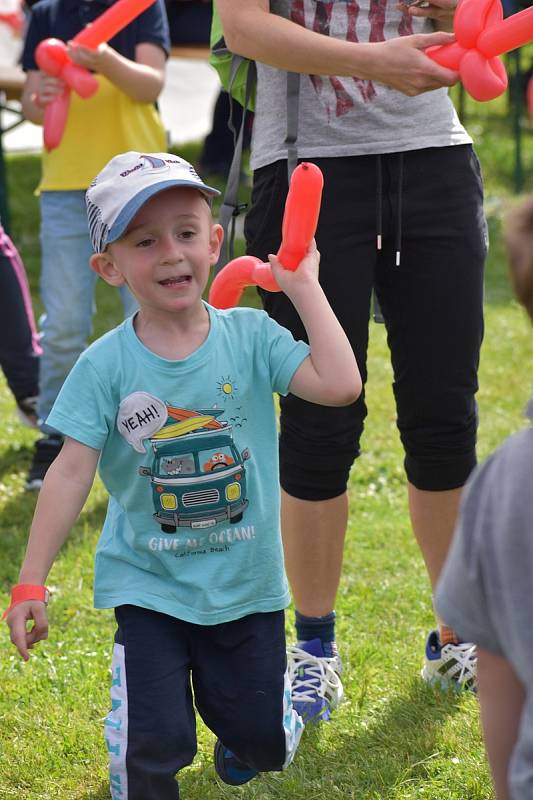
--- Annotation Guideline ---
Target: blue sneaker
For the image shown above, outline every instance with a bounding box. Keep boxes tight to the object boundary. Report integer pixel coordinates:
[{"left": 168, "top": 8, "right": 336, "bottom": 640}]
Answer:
[
  {"left": 421, "top": 630, "right": 477, "bottom": 692},
  {"left": 213, "top": 739, "right": 258, "bottom": 786},
  {"left": 287, "top": 638, "right": 343, "bottom": 724}
]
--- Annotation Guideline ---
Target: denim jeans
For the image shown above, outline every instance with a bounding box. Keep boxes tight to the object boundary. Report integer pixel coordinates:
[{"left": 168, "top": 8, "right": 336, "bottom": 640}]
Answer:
[{"left": 39, "top": 191, "right": 137, "bottom": 431}]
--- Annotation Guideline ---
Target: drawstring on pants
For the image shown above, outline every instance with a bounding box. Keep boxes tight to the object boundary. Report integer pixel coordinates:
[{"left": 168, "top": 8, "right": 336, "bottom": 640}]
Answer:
[
  {"left": 395, "top": 153, "right": 404, "bottom": 267},
  {"left": 375, "top": 152, "right": 404, "bottom": 267},
  {"left": 376, "top": 154, "right": 383, "bottom": 252}
]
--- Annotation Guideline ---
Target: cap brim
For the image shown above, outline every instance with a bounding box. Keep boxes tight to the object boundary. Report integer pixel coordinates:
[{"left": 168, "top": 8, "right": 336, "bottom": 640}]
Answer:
[{"left": 106, "top": 179, "right": 220, "bottom": 246}]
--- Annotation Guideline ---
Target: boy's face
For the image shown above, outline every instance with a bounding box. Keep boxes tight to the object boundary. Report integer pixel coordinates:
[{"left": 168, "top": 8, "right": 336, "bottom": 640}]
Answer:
[{"left": 93, "top": 187, "right": 223, "bottom": 317}]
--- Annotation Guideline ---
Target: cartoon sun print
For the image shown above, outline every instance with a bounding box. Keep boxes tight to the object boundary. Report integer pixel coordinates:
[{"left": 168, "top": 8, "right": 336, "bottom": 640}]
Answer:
[{"left": 217, "top": 376, "right": 238, "bottom": 401}]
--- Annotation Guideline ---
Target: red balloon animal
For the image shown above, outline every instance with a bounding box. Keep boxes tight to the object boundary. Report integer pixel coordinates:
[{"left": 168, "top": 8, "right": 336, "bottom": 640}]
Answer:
[
  {"left": 208, "top": 162, "right": 324, "bottom": 310},
  {"left": 35, "top": 0, "right": 157, "bottom": 151},
  {"left": 427, "top": 0, "right": 533, "bottom": 102}
]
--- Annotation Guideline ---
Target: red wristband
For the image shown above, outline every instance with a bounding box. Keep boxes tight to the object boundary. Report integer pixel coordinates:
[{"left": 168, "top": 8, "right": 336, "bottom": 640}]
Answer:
[{"left": 2, "top": 584, "right": 50, "bottom": 620}]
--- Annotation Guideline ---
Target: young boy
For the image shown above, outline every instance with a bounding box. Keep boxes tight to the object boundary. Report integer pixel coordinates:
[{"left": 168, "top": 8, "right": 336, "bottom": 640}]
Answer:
[
  {"left": 5, "top": 151, "right": 361, "bottom": 799},
  {"left": 20, "top": 0, "right": 169, "bottom": 489},
  {"left": 435, "top": 196, "right": 533, "bottom": 800}
]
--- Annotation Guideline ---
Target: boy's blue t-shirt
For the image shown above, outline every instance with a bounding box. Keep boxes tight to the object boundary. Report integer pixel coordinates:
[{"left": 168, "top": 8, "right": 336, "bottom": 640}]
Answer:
[
  {"left": 22, "top": 0, "right": 170, "bottom": 68},
  {"left": 47, "top": 305, "right": 310, "bottom": 625}
]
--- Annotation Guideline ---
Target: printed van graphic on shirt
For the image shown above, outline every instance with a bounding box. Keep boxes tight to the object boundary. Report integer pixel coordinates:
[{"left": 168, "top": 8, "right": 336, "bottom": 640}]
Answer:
[{"left": 117, "top": 392, "right": 250, "bottom": 533}]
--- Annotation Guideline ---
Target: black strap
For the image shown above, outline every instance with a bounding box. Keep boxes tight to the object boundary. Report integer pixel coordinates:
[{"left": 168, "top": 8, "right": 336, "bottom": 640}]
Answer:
[
  {"left": 215, "top": 57, "right": 256, "bottom": 273},
  {"left": 215, "top": 62, "right": 301, "bottom": 273},
  {"left": 285, "top": 71, "right": 300, "bottom": 180}
]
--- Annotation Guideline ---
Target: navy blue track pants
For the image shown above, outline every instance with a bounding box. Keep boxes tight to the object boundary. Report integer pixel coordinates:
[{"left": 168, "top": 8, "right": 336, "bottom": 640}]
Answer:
[{"left": 105, "top": 605, "right": 299, "bottom": 800}]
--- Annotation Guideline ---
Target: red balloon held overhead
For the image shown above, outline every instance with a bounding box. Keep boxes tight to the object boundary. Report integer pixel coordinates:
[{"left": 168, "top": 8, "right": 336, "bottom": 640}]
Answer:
[
  {"left": 34, "top": 0, "right": 158, "bottom": 151},
  {"left": 427, "top": 0, "right": 533, "bottom": 102},
  {"left": 208, "top": 163, "right": 324, "bottom": 309}
]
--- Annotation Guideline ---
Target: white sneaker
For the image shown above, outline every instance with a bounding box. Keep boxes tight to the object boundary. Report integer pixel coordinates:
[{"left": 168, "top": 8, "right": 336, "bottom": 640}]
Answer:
[
  {"left": 421, "top": 630, "right": 477, "bottom": 692},
  {"left": 287, "top": 638, "right": 344, "bottom": 723}
]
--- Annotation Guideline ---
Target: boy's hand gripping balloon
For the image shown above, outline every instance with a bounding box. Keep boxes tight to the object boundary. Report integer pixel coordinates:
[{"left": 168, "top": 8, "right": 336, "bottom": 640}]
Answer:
[
  {"left": 426, "top": 0, "right": 533, "bottom": 102},
  {"left": 208, "top": 162, "right": 324, "bottom": 310},
  {"left": 34, "top": 0, "right": 157, "bottom": 151}
]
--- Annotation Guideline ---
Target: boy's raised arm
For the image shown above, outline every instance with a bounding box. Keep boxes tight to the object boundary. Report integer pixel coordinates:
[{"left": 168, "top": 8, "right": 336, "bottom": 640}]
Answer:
[
  {"left": 6, "top": 437, "right": 99, "bottom": 660},
  {"left": 270, "top": 243, "right": 362, "bottom": 407}
]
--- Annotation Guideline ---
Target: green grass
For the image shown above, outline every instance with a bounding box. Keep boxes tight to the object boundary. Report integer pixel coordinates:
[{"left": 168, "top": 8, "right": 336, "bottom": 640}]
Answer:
[{"left": 0, "top": 100, "right": 532, "bottom": 797}]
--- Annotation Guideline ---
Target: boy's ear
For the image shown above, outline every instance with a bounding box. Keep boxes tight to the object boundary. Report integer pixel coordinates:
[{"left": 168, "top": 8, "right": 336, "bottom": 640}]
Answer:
[
  {"left": 209, "top": 223, "right": 224, "bottom": 266},
  {"left": 90, "top": 252, "right": 126, "bottom": 287}
]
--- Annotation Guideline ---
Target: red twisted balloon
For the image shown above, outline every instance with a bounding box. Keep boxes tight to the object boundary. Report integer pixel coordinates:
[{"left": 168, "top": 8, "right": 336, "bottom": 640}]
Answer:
[
  {"left": 34, "top": 0, "right": 157, "bottom": 151},
  {"left": 208, "top": 162, "right": 324, "bottom": 309},
  {"left": 427, "top": 0, "right": 533, "bottom": 102}
]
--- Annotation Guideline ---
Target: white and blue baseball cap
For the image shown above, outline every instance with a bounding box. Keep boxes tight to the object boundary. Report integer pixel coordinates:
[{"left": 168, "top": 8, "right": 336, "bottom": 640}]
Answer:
[{"left": 86, "top": 152, "right": 220, "bottom": 253}]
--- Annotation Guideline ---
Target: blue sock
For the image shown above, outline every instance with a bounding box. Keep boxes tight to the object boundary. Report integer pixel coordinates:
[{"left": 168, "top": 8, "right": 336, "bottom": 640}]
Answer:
[{"left": 295, "top": 610, "right": 337, "bottom": 657}]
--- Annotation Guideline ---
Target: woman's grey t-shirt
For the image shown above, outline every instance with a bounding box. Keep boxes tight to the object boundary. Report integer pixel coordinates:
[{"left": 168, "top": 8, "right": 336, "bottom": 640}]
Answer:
[
  {"left": 436, "top": 402, "right": 533, "bottom": 800},
  {"left": 251, "top": 0, "right": 471, "bottom": 169}
]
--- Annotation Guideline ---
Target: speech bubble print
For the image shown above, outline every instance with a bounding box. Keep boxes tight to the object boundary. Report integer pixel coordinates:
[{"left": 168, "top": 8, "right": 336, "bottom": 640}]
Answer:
[{"left": 117, "top": 392, "right": 168, "bottom": 453}]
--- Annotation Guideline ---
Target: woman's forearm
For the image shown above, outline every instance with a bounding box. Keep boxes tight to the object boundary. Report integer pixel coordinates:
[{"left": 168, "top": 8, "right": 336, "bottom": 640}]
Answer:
[{"left": 216, "top": 0, "right": 457, "bottom": 94}]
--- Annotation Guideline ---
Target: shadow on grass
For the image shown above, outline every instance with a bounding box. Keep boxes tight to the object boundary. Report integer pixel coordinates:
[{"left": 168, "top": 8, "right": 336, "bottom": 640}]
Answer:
[
  {"left": 80, "top": 679, "right": 466, "bottom": 799},
  {"left": 299, "top": 678, "right": 465, "bottom": 795}
]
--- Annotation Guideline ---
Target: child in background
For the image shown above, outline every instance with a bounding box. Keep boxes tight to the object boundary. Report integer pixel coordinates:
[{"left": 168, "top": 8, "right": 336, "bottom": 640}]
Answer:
[
  {"left": 0, "top": 221, "right": 40, "bottom": 427},
  {"left": 20, "top": 0, "right": 170, "bottom": 490},
  {"left": 5, "top": 151, "right": 361, "bottom": 798},
  {"left": 435, "top": 195, "right": 533, "bottom": 800}
]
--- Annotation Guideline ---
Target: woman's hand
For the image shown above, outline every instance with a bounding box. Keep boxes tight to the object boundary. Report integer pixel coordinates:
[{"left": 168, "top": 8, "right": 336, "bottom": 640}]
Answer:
[{"left": 398, "top": 0, "right": 458, "bottom": 29}]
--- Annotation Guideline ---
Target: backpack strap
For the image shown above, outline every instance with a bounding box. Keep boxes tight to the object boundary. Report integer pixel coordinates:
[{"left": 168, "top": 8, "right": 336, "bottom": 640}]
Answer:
[
  {"left": 215, "top": 56, "right": 256, "bottom": 273},
  {"left": 285, "top": 71, "right": 300, "bottom": 180}
]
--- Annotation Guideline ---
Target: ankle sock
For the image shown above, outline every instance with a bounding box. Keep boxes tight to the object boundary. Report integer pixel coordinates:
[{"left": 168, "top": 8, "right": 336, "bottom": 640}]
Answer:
[
  {"left": 438, "top": 623, "right": 460, "bottom": 647},
  {"left": 295, "top": 610, "right": 337, "bottom": 657}
]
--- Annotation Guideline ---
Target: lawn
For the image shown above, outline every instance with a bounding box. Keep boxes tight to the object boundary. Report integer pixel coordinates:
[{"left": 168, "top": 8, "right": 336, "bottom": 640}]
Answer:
[{"left": 0, "top": 90, "right": 532, "bottom": 799}]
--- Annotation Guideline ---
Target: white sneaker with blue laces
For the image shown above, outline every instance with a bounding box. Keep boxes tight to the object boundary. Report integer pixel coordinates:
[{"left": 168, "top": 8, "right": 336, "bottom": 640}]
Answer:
[{"left": 287, "top": 638, "right": 344, "bottom": 724}]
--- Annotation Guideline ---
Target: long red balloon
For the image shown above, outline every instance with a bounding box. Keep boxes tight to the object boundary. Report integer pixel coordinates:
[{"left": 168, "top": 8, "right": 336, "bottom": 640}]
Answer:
[
  {"left": 427, "top": 0, "right": 533, "bottom": 102},
  {"left": 277, "top": 162, "right": 324, "bottom": 270},
  {"left": 42, "top": 89, "right": 70, "bottom": 151},
  {"left": 73, "top": 0, "right": 157, "bottom": 49},
  {"left": 209, "top": 162, "right": 324, "bottom": 309}
]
